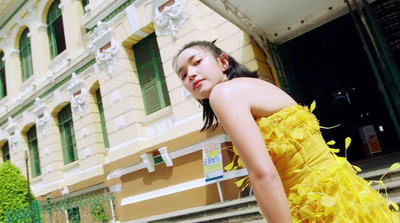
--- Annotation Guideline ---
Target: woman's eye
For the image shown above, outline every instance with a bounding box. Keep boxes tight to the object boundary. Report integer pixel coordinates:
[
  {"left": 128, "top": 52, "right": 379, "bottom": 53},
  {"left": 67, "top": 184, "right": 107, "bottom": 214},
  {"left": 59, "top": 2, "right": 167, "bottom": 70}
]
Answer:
[
  {"left": 194, "top": 59, "right": 202, "bottom": 66},
  {"left": 181, "top": 73, "right": 187, "bottom": 80}
]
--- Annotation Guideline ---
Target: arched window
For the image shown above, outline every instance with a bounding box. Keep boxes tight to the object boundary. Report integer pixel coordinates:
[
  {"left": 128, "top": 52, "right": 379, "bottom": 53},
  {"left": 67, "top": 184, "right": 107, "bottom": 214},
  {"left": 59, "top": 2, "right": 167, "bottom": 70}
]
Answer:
[
  {"left": 20, "top": 28, "right": 33, "bottom": 81},
  {"left": 2, "top": 142, "right": 9, "bottom": 162},
  {"left": 47, "top": 0, "right": 66, "bottom": 59},
  {"left": 0, "top": 51, "right": 6, "bottom": 98},
  {"left": 58, "top": 104, "right": 78, "bottom": 164},
  {"left": 28, "top": 125, "right": 41, "bottom": 177}
]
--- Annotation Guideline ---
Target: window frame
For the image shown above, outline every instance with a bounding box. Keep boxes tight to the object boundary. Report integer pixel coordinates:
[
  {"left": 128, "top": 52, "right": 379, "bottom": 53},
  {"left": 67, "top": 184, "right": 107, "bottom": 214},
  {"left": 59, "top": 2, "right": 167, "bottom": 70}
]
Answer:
[
  {"left": 20, "top": 28, "right": 33, "bottom": 81},
  {"left": 2, "top": 142, "right": 9, "bottom": 162},
  {"left": 96, "top": 89, "right": 109, "bottom": 148},
  {"left": 27, "top": 126, "right": 41, "bottom": 177},
  {"left": 133, "top": 33, "right": 170, "bottom": 115},
  {"left": 58, "top": 104, "right": 78, "bottom": 164},
  {"left": 47, "top": 0, "right": 66, "bottom": 59},
  {"left": 0, "top": 51, "right": 6, "bottom": 98}
]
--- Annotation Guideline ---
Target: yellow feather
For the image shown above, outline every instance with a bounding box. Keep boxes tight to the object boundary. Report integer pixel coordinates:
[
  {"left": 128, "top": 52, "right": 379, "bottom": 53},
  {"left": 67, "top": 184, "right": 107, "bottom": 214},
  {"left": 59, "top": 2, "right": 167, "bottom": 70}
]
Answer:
[
  {"left": 345, "top": 137, "right": 351, "bottom": 150},
  {"left": 389, "top": 162, "right": 400, "bottom": 172},
  {"left": 327, "top": 140, "right": 336, "bottom": 145},
  {"left": 390, "top": 200, "right": 399, "bottom": 211},
  {"left": 310, "top": 101, "right": 316, "bottom": 112}
]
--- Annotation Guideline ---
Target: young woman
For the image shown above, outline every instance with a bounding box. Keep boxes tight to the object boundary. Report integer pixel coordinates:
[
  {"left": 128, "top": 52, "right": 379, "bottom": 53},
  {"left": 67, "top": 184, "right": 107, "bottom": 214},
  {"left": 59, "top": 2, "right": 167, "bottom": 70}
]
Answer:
[{"left": 174, "top": 40, "right": 399, "bottom": 223}]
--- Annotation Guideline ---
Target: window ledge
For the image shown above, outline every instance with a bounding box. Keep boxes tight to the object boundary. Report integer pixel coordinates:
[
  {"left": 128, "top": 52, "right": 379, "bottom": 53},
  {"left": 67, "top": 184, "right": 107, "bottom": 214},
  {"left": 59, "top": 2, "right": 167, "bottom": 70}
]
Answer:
[
  {"left": 143, "top": 106, "right": 172, "bottom": 125},
  {"left": 31, "top": 175, "right": 43, "bottom": 183},
  {"left": 63, "top": 160, "right": 79, "bottom": 171},
  {"left": 19, "top": 75, "right": 35, "bottom": 91},
  {"left": 48, "top": 50, "right": 68, "bottom": 71}
]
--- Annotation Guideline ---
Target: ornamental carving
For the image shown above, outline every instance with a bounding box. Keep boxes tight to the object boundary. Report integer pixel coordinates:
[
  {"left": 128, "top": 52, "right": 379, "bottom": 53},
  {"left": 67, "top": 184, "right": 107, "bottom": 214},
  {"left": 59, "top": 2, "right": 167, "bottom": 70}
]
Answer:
[
  {"left": 36, "top": 112, "right": 50, "bottom": 135},
  {"left": 68, "top": 73, "right": 89, "bottom": 116},
  {"left": 9, "top": 132, "right": 20, "bottom": 154},
  {"left": 96, "top": 42, "right": 120, "bottom": 75},
  {"left": 33, "top": 98, "right": 49, "bottom": 135},
  {"left": 6, "top": 117, "right": 20, "bottom": 154},
  {"left": 154, "top": 2, "right": 189, "bottom": 37},
  {"left": 86, "top": 21, "right": 111, "bottom": 55},
  {"left": 71, "top": 89, "right": 89, "bottom": 116}
]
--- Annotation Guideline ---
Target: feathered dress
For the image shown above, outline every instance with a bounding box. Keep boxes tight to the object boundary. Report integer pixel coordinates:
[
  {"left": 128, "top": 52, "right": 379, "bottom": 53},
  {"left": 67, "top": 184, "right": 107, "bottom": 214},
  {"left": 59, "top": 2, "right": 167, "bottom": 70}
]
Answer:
[{"left": 227, "top": 104, "right": 400, "bottom": 222}]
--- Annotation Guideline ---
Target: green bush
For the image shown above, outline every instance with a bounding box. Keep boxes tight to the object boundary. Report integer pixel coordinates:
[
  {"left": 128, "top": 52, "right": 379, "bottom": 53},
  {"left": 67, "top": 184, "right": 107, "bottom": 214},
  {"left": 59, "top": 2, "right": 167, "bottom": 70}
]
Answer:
[
  {"left": 91, "top": 202, "right": 110, "bottom": 223},
  {"left": 0, "top": 161, "right": 34, "bottom": 223}
]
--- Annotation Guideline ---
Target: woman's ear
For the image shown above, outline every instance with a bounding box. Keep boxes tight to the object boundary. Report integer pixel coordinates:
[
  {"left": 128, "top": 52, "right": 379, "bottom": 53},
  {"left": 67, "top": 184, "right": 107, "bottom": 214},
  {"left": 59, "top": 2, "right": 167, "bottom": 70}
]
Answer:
[{"left": 218, "top": 53, "right": 229, "bottom": 72}]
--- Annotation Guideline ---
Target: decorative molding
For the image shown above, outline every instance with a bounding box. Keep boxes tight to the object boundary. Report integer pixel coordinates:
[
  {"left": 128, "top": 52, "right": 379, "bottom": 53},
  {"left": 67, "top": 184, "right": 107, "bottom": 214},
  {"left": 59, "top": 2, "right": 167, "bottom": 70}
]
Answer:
[
  {"left": 60, "top": 186, "right": 69, "bottom": 196},
  {"left": 84, "top": 4, "right": 93, "bottom": 13},
  {"left": 37, "top": 23, "right": 47, "bottom": 32},
  {"left": 220, "top": 0, "right": 270, "bottom": 63},
  {"left": 86, "top": 21, "right": 111, "bottom": 55},
  {"left": 86, "top": 21, "right": 120, "bottom": 75},
  {"left": 6, "top": 117, "right": 20, "bottom": 154},
  {"left": 158, "top": 147, "right": 173, "bottom": 167},
  {"left": 96, "top": 41, "right": 120, "bottom": 75},
  {"left": 153, "top": 1, "right": 189, "bottom": 37},
  {"left": 58, "top": 2, "right": 64, "bottom": 12},
  {"left": 48, "top": 51, "right": 68, "bottom": 76},
  {"left": 10, "top": 48, "right": 20, "bottom": 57},
  {"left": 140, "top": 153, "right": 155, "bottom": 172},
  {"left": 6, "top": 116, "right": 17, "bottom": 133},
  {"left": 16, "top": 19, "right": 23, "bottom": 27},
  {"left": 68, "top": 73, "right": 89, "bottom": 116},
  {"left": 0, "top": 31, "right": 9, "bottom": 43},
  {"left": 108, "top": 184, "right": 122, "bottom": 193},
  {"left": 36, "top": 112, "right": 50, "bottom": 135},
  {"left": 33, "top": 98, "right": 49, "bottom": 135}
]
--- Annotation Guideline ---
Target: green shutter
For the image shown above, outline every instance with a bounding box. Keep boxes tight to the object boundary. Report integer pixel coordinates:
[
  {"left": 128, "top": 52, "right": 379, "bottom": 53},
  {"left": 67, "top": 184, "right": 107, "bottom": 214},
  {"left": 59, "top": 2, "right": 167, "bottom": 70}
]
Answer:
[
  {"left": 58, "top": 104, "right": 78, "bottom": 164},
  {"left": 0, "top": 52, "right": 6, "bottom": 98},
  {"left": 28, "top": 126, "right": 41, "bottom": 177},
  {"left": 2, "top": 142, "right": 9, "bottom": 162},
  {"left": 133, "top": 33, "right": 170, "bottom": 115},
  {"left": 96, "top": 89, "right": 109, "bottom": 148},
  {"left": 81, "top": 0, "right": 89, "bottom": 12},
  {"left": 20, "top": 28, "right": 33, "bottom": 81},
  {"left": 47, "top": 0, "right": 66, "bottom": 59}
]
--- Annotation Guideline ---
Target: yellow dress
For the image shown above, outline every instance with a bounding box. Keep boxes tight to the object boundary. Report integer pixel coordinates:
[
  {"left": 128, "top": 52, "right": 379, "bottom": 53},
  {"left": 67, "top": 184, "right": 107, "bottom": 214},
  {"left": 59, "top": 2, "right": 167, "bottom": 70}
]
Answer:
[{"left": 230, "top": 104, "right": 400, "bottom": 222}]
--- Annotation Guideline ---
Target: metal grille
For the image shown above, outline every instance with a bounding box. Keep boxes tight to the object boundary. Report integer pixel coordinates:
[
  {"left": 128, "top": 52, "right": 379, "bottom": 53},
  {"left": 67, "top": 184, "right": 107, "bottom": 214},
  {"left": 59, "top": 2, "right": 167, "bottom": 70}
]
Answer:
[{"left": 6, "top": 192, "right": 115, "bottom": 223}]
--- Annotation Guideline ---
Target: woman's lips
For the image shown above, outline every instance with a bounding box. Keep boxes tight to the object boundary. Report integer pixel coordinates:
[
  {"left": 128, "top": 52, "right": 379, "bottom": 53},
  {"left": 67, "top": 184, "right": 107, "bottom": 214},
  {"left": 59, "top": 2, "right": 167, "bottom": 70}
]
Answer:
[{"left": 193, "top": 79, "right": 203, "bottom": 89}]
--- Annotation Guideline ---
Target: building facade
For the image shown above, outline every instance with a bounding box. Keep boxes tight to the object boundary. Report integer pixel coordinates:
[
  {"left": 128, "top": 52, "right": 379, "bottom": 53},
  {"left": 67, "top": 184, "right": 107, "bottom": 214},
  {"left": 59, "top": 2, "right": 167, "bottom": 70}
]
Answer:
[{"left": 0, "top": 0, "right": 274, "bottom": 221}]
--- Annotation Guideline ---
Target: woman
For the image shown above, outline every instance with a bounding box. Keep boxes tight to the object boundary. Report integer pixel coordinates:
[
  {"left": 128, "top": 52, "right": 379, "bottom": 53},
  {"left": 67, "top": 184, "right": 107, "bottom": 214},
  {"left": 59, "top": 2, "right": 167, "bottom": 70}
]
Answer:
[{"left": 174, "top": 40, "right": 399, "bottom": 222}]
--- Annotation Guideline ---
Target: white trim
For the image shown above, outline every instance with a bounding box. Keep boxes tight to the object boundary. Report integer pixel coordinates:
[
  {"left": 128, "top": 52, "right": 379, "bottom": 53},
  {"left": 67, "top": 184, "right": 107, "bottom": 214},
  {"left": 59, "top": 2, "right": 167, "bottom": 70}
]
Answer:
[
  {"left": 107, "top": 134, "right": 230, "bottom": 178},
  {"left": 121, "top": 168, "right": 248, "bottom": 206}
]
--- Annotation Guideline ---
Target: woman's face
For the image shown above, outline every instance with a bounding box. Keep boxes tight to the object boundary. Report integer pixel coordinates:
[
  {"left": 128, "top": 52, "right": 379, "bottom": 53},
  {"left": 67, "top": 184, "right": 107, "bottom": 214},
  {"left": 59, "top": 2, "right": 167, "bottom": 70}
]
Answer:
[{"left": 176, "top": 46, "right": 228, "bottom": 100}]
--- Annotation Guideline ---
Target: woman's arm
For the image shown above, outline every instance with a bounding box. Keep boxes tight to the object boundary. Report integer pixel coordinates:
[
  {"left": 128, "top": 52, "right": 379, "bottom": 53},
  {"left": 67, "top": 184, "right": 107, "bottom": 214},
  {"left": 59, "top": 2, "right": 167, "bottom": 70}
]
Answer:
[{"left": 209, "top": 82, "right": 292, "bottom": 223}]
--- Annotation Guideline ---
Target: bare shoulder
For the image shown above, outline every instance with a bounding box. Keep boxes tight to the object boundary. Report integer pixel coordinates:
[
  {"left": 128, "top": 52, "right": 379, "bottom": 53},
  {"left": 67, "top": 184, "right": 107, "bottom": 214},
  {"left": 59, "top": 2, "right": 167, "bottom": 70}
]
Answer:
[{"left": 210, "top": 78, "right": 297, "bottom": 117}]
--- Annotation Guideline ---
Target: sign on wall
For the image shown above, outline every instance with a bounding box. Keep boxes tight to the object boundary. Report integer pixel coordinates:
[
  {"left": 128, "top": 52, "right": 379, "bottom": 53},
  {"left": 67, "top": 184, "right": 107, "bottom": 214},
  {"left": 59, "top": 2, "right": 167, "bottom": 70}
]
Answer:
[{"left": 202, "top": 139, "right": 223, "bottom": 182}]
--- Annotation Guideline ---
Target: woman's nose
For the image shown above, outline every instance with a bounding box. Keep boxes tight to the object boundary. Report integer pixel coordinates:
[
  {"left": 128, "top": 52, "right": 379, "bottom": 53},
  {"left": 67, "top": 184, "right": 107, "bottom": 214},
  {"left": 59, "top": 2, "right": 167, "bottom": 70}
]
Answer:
[{"left": 188, "top": 69, "right": 197, "bottom": 80}]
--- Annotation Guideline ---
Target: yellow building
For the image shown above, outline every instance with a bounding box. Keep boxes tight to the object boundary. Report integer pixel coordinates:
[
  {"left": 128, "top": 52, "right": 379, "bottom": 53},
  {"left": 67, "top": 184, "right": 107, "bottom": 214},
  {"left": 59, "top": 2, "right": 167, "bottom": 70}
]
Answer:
[
  {"left": 0, "top": 0, "right": 273, "bottom": 221},
  {"left": 4, "top": 0, "right": 399, "bottom": 222}
]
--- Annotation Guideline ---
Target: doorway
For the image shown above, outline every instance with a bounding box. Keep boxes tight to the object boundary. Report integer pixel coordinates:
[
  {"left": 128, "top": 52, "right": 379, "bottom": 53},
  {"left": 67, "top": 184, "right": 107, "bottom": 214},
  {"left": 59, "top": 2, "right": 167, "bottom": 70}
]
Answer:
[{"left": 282, "top": 12, "right": 400, "bottom": 162}]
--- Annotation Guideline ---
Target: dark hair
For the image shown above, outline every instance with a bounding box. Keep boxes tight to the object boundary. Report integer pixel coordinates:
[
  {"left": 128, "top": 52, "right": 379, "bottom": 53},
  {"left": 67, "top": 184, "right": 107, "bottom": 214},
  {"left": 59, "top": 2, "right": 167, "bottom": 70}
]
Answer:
[{"left": 174, "top": 40, "right": 259, "bottom": 132}]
